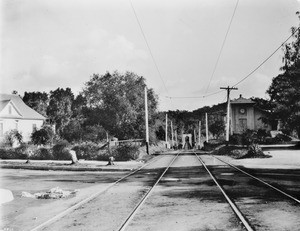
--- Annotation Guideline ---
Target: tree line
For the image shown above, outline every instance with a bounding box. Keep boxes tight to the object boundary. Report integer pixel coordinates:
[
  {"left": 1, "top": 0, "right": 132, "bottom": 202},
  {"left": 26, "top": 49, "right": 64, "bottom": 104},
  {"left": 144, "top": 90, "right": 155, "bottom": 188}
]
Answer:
[{"left": 24, "top": 71, "right": 158, "bottom": 144}]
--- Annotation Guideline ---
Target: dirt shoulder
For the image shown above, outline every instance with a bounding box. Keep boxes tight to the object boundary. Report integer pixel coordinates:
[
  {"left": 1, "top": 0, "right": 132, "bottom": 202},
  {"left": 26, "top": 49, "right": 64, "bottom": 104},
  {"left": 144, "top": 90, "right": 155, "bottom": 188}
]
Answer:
[
  {"left": 0, "top": 159, "right": 145, "bottom": 172},
  {"left": 216, "top": 149, "right": 300, "bottom": 169}
]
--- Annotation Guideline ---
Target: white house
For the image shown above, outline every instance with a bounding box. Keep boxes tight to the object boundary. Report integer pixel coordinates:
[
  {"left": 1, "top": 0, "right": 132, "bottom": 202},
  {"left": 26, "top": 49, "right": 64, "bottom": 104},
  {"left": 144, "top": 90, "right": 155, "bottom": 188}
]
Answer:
[{"left": 0, "top": 93, "right": 46, "bottom": 142}]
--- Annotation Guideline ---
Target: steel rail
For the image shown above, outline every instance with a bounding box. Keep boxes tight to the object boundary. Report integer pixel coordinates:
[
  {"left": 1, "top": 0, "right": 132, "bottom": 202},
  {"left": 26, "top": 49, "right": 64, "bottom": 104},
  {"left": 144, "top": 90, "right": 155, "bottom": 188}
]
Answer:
[
  {"left": 117, "top": 152, "right": 180, "bottom": 231},
  {"left": 30, "top": 155, "right": 165, "bottom": 231},
  {"left": 213, "top": 155, "right": 300, "bottom": 204},
  {"left": 194, "top": 152, "right": 254, "bottom": 231}
]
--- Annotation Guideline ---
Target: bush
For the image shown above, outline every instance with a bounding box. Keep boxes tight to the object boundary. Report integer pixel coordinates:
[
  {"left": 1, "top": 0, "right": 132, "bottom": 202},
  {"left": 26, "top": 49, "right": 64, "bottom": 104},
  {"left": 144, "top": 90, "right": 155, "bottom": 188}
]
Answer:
[
  {"left": 31, "top": 125, "right": 54, "bottom": 145},
  {"left": 3, "top": 130, "right": 23, "bottom": 147},
  {"left": 111, "top": 145, "right": 139, "bottom": 161},
  {"left": 230, "top": 130, "right": 257, "bottom": 145},
  {"left": 52, "top": 140, "right": 70, "bottom": 160},
  {"left": 72, "top": 142, "right": 103, "bottom": 160},
  {"left": 31, "top": 148, "right": 53, "bottom": 160},
  {"left": 212, "top": 145, "right": 248, "bottom": 158},
  {"left": 0, "top": 145, "right": 28, "bottom": 159},
  {"left": 202, "top": 141, "right": 223, "bottom": 151}
]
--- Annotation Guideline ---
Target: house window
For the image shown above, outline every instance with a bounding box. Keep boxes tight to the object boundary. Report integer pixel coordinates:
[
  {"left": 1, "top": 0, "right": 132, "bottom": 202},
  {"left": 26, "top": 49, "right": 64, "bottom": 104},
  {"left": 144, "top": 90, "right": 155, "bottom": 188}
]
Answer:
[
  {"left": 15, "top": 120, "right": 18, "bottom": 130},
  {"left": 32, "top": 124, "right": 37, "bottom": 132},
  {"left": 0, "top": 123, "right": 3, "bottom": 137}
]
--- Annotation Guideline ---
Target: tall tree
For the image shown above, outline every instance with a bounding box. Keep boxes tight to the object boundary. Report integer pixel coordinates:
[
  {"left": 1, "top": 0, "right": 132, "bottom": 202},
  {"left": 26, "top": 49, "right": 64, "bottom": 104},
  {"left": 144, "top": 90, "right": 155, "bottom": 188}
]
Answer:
[
  {"left": 267, "top": 12, "right": 300, "bottom": 136},
  {"left": 83, "top": 71, "right": 158, "bottom": 140},
  {"left": 47, "top": 88, "right": 74, "bottom": 135},
  {"left": 23, "top": 91, "right": 49, "bottom": 116}
]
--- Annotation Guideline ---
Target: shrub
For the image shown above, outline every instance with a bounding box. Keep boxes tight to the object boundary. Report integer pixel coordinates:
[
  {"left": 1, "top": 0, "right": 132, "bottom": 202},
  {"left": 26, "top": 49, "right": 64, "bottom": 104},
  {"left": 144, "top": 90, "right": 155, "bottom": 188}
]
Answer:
[
  {"left": 0, "top": 148, "right": 17, "bottom": 159},
  {"left": 111, "top": 145, "right": 139, "bottom": 161},
  {"left": 31, "top": 148, "right": 53, "bottom": 160},
  {"left": 72, "top": 142, "right": 102, "bottom": 160},
  {"left": 3, "top": 130, "right": 23, "bottom": 147},
  {"left": 14, "top": 144, "right": 30, "bottom": 159},
  {"left": 230, "top": 130, "right": 257, "bottom": 145},
  {"left": 202, "top": 141, "right": 222, "bottom": 151},
  {"left": 31, "top": 125, "right": 55, "bottom": 145},
  {"left": 52, "top": 140, "right": 70, "bottom": 160},
  {"left": 0, "top": 146, "right": 28, "bottom": 159}
]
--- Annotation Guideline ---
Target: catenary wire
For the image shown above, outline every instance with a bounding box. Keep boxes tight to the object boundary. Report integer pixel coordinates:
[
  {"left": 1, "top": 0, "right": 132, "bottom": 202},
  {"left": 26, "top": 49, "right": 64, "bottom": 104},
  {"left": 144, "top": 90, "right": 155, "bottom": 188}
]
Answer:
[
  {"left": 166, "top": 26, "right": 300, "bottom": 100},
  {"left": 232, "top": 26, "right": 300, "bottom": 87},
  {"left": 129, "top": 0, "right": 170, "bottom": 96},
  {"left": 205, "top": 0, "right": 240, "bottom": 93}
]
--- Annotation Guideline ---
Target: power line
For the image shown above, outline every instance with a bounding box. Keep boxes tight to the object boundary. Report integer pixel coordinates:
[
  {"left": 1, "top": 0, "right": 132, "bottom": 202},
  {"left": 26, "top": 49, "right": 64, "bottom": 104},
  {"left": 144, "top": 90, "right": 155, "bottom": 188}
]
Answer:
[
  {"left": 205, "top": 0, "right": 240, "bottom": 93},
  {"left": 166, "top": 89, "right": 225, "bottom": 99},
  {"left": 129, "top": 0, "right": 169, "bottom": 96},
  {"left": 233, "top": 26, "right": 300, "bottom": 87}
]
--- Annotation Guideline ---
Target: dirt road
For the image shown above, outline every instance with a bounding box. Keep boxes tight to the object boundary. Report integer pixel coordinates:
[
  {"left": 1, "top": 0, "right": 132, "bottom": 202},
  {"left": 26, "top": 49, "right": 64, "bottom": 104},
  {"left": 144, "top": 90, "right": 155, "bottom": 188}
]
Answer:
[{"left": 1, "top": 152, "right": 300, "bottom": 231}]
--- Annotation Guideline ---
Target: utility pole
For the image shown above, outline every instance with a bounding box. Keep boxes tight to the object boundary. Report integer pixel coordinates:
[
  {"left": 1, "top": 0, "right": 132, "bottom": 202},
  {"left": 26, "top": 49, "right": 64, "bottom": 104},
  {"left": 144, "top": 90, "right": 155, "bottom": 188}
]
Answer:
[
  {"left": 171, "top": 120, "right": 174, "bottom": 149},
  {"left": 220, "top": 86, "right": 238, "bottom": 142},
  {"left": 165, "top": 113, "right": 168, "bottom": 148},
  {"left": 144, "top": 87, "right": 149, "bottom": 154},
  {"left": 194, "top": 129, "right": 196, "bottom": 149},
  {"left": 175, "top": 129, "right": 178, "bottom": 149},
  {"left": 198, "top": 121, "right": 201, "bottom": 149},
  {"left": 205, "top": 113, "right": 209, "bottom": 143}
]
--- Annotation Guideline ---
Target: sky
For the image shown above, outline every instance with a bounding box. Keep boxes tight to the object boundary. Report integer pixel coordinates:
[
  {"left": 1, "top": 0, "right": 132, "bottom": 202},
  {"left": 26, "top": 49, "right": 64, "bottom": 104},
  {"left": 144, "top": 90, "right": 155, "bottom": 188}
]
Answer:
[{"left": 1, "top": 0, "right": 299, "bottom": 111}]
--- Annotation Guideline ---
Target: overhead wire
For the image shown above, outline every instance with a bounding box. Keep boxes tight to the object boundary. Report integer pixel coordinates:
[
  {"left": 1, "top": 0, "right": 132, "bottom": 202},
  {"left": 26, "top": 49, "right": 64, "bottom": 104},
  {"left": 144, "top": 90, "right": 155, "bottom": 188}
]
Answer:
[
  {"left": 166, "top": 89, "right": 224, "bottom": 99},
  {"left": 205, "top": 0, "right": 240, "bottom": 93},
  {"left": 167, "top": 26, "right": 300, "bottom": 100},
  {"left": 232, "top": 26, "right": 300, "bottom": 87},
  {"left": 129, "top": 0, "right": 170, "bottom": 97}
]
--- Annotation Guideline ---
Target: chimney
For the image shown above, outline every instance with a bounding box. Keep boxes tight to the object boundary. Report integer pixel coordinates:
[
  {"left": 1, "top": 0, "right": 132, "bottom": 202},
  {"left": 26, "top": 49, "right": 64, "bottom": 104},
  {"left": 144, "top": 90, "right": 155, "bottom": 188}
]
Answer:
[{"left": 239, "top": 94, "right": 242, "bottom": 98}]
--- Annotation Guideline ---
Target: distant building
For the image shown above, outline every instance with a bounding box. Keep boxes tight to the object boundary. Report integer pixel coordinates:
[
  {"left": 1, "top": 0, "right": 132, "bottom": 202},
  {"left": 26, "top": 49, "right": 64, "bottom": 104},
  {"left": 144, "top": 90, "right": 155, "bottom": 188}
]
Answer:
[
  {"left": 0, "top": 93, "right": 46, "bottom": 142},
  {"left": 230, "top": 95, "right": 271, "bottom": 134}
]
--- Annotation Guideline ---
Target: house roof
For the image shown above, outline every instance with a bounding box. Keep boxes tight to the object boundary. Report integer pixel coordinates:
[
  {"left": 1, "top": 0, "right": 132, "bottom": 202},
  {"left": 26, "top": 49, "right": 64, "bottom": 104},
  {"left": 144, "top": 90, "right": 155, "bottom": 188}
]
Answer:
[
  {"left": 0, "top": 100, "right": 10, "bottom": 112},
  {"left": 231, "top": 94, "right": 255, "bottom": 105},
  {"left": 0, "top": 93, "right": 46, "bottom": 120}
]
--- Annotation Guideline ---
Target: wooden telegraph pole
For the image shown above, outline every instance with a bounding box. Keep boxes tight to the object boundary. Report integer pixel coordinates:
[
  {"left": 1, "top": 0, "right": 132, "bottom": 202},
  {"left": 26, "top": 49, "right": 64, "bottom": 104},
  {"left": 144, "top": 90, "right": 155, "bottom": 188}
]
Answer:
[
  {"left": 175, "top": 129, "right": 178, "bottom": 149},
  {"left": 205, "top": 113, "right": 209, "bottom": 143},
  {"left": 171, "top": 120, "right": 174, "bottom": 149},
  {"left": 220, "top": 86, "right": 238, "bottom": 142},
  {"left": 144, "top": 87, "right": 149, "bottom": 154},
  {"left": 198, "top": 120, "right": 201, "bottom": 149},
  {"left": 165, "top": 113, "right": 168, "bottom": 148}
]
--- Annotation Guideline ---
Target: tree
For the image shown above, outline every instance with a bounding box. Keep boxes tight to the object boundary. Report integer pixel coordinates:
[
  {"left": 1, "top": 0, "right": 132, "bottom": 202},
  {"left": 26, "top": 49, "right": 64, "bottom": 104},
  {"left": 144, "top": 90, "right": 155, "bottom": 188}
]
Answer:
[
  {"left": 47, "top": 88, "right": 74, "bottom": 135},
  {"left": 82, "top": 71, "right": 158, "bottom": 140},
  {"left": 23, "top": 91, "right": 49, "bottom": 117},
  {"left": 31, "top": 125, "right": 55, "bottom": 145},
  {"left": 210, "top": 120, "right": 225, "bottom": 138},
  {"left": 267, "top": 12, "right": 300, "bottom": 137}
]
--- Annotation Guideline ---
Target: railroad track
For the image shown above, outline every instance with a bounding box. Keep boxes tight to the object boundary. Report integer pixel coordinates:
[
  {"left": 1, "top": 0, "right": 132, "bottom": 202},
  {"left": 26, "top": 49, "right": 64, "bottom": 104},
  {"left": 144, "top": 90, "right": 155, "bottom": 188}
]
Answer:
[
  {"left": 31, "top": 151, "right": 300, "bottom": 231},
  {"left": 196, "top": 153, "right": 300, "bottom": 231}
]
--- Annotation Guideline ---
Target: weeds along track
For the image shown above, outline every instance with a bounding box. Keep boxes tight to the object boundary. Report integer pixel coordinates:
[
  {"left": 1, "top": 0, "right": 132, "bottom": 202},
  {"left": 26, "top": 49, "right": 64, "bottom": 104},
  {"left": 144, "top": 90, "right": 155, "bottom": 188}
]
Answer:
[{"left": 30, "top": 153, "right": 180, "bottom": 231}]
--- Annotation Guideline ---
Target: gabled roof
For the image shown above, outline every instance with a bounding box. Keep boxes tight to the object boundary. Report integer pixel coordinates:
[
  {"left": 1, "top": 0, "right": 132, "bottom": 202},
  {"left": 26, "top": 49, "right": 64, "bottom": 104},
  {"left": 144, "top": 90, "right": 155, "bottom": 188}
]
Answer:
[
  {"left": 0, "top": 100, "right": 10, "bottom": 112},
  {"left": 0, "top": 93, "right": 46, "bottom": 120},
  {"left": 231, "top": 94, "right": 255, "bottom": 105}
]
